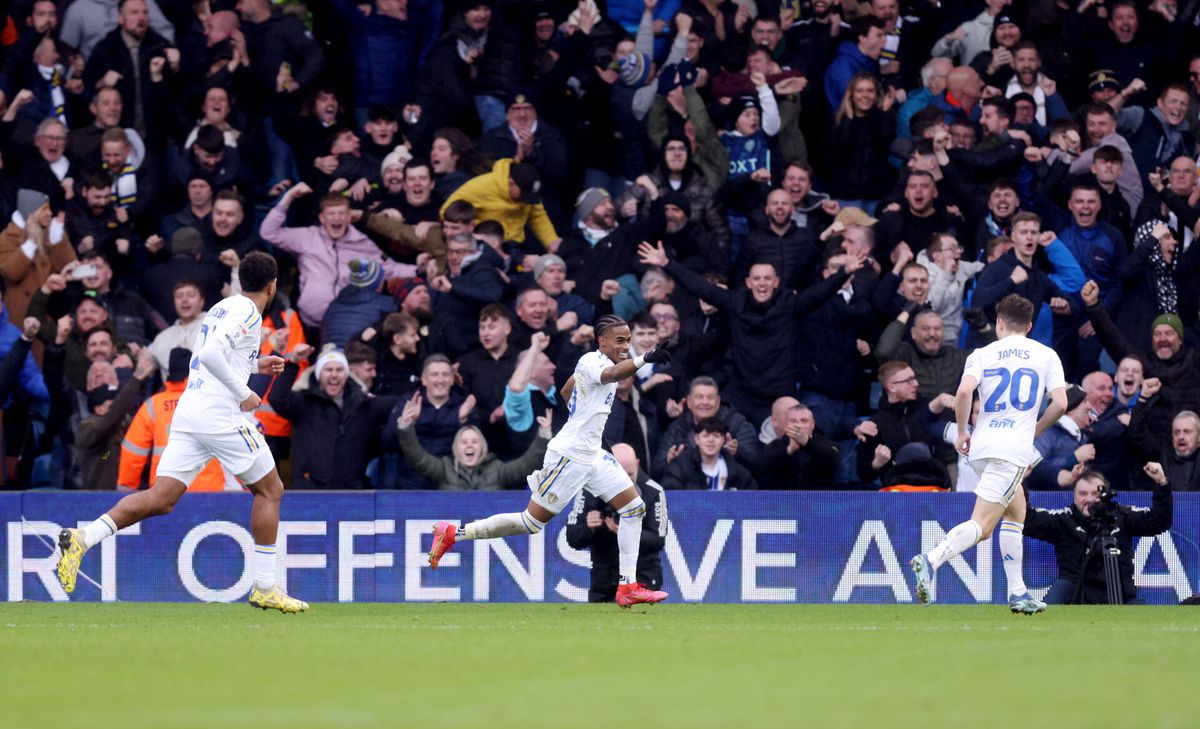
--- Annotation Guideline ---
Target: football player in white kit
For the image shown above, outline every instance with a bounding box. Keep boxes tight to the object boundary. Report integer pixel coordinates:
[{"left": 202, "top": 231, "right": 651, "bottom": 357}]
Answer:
[
  {"left": 428, "top": 315, "right": 673, "bottom": 607},
  {"left": 56, "top": 253, "right": 309, "bottom": 613},
  {"left": 911, "top": 294, "right": 1068, "bottom": 614}
]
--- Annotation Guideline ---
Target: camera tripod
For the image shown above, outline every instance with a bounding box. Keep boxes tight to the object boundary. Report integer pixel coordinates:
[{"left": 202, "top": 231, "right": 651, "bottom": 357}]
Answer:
[{"left": 1073, "top": 532, "right": 1125, "bottom": 605}]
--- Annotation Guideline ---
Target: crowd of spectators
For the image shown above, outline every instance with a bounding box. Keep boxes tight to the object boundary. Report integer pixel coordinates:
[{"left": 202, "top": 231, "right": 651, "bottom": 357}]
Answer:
[{"left": 2, "top": 0, "right": 1200, "bottom": 495}]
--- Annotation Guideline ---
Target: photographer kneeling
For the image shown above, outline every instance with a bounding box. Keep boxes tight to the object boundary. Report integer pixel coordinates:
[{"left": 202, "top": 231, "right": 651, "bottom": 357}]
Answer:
[{"left": 1025, "top": 464, "right": 1173, "bottom": 605}]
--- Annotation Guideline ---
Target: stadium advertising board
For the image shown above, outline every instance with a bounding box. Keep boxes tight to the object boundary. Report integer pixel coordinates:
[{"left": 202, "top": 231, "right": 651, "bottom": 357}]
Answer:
[{"left": 4, "top": 492, "right": 1195, "bottom": 604}]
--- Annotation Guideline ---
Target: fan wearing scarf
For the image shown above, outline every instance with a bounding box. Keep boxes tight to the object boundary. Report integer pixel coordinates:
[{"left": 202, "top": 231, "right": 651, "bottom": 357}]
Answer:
[{"left": 99, "top": 127, "right": 159, "bottom": 232}]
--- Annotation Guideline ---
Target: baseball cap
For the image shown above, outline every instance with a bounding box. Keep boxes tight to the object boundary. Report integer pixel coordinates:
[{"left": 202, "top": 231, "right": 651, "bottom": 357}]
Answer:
[{"left": 509, "top": 163, "right": 542, "bottom": 204}]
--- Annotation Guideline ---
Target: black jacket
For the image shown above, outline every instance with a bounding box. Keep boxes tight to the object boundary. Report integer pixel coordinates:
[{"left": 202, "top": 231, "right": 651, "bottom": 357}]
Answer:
[
  {"left": 661, "top": 448, "right": 757, "bottom": 490},
  {"left": 1087, "top": 300, "right": 1200, "bottom": 442},
  {"left": 428, "top": 246, "right": 506, "bottom": 358},
  {"left": 760, "top": 434, "right": 841, "bottom": 489},
  {"left": 82, "top": 28, "right": 174, "bottom": 148},
  {"left": 663, "top": 259, "right": 847, "bottom": 401},
  {"left": 267, "top": 362, "right": 397, "bottom": 489},
  {"left": 796, "top": 285, "right": 871, "bottom": 403},
  {"left": 972, "top": 249, "right": 1068, "bottom": 324},
  {"left": 827, "top": 109, "right": 896, "bottom": 201},
  {"left": 565, "top": 474, "right": 666, "bottom": 602},
  {"left": 1128, "top": 398, "right": 1200, "bottom": 492},
  {"left": 652, "top": 402, "right": 760, "bottom": 479},
  {"left": 857, "top": 397, "right": 952, "bottom": 486},
  {"left": 240, "top": 8, "right": 326, "bottom": 113},
  {"left": 736, "top": 220, "right": 821, "bottom": 291},
  {"left": 1024, "top": 484, "right": 1173, "bottom": 604}
]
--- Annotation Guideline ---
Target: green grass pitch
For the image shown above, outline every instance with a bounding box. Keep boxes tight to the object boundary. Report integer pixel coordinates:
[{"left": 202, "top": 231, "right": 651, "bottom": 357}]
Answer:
[{"left": 2, "top": 603, "right": 1196, "bottom": 729}]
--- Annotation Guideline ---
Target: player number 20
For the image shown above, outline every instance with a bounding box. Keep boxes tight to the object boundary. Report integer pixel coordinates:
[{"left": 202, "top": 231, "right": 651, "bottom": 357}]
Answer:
[{"left": 982, "top": 367, "right": 1039, "bottom": 413}]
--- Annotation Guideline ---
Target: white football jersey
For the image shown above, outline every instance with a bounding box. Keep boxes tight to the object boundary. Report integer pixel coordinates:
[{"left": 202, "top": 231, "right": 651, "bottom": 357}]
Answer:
[
  {"left": 172, "top": 294, "right": 262, "bottom": 435},
  {"left": 548, "top": 351, "right": 617, "bottom": 464},
  {"left": 962, "top": 335, "right": 1066, "bottom": 466}
]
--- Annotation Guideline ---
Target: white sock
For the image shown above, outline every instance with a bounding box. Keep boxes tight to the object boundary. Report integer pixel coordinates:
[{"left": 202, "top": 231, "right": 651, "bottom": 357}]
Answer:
[
  {"left": 998, "top": 520, "right": 1027, "bottom": 596},
  {"left": 927, "top": 519, "right": 983, "bottom": 570},
  {"left": 616, "top": 498, "right": 647, "bottom": 584},
  {"left": 460, "top": 511, "right": 546, "bottom": 541},
  {"left": 80, "top": 514, "right": 118, "bottom": 549},
  {"left": 254, "top": 544, "right": 277, "bottom": 590}
]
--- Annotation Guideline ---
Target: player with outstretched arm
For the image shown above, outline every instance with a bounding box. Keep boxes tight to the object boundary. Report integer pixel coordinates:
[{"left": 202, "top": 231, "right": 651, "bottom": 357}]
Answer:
[
  {"left": 911, "top": 294, "right": 1068, "bottom": 614},
  {"left": 428, "top": 316, "right": 672, "bottom": 608},
  {"left": 56, "top": 252, "right": 309, "bottom": 613}
]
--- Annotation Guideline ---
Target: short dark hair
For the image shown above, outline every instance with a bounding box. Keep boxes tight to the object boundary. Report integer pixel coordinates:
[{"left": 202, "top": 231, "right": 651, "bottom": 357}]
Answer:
[
  {"left": 1085, "top": 102, "right": 1116, "bottom": 119},
  {"left": 987, "top": 179, "right": 1017, "bottom": 198},
  {"left": 194, "top": 125, "right": 225, "bottom": 155},
  {"left": 1069, "top": 181, "right": 1102, "bottom": 199},
  {"left": 404, "top": 157, "right": 432, "bottom": 177},
  {"left": 479, "top": 303, "right": 510, "bottom": 323},
  {"left": 81, "top": 170, "right": 112, "bottom": 191},
  {"left": 214, "top": 189, "right": 245, "bottom": 210},
  {"left": 909, "top": 107, "right": 945, "bottom": 139},
  {"left": 85, "top": 328, "right": 113, "bottom": 345},
  {"left": 366, "top": 105, "right": 397, "bottom": 123},
  {"left": 1074, "top": 469, "right": 1110, "bottom": 490},
  {"left": 443, "top": 199, "right": 477, "bottom": 224},
  {"left": 630, "top": 312, "right": 657, "bottom": 331},
  {"left": 852, "top": 15, "right": 885, "bottom": 42},
  {"left": 173, "top": 279, "right": 203, "bottom": 296},
  {"left": 344, "top": 340, "right": 377, "bottom": 365},
  {"left": 982, "top": 97, "right": 1014, "bottom": 122},
  {"left": 474, "top": 219, "right": 504, "bottom": 239},
  {"left": 239, "top": 251, "right": 277, "bottom": 293},
  {"left": 595, "top": 314, "right": 628, "bottom": 338},
  {"left": 1094, "top": 144, "right": 1124, "bottom": 164},
  {"left": 909, "top": 138, "right": 936, "bottom": 158},
  {"left": 694, "top": 417, "right": 728, "bottom": 436},
  {"left": 1012, "top": 40, "right": 1038, "bottom": 56},
  {"left": 995, "top": 294, "right": 1035, "bottom": 328}
]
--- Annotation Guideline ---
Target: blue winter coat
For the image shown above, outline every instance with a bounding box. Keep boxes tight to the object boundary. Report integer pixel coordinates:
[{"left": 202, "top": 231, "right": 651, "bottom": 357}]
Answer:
[
  {"left": 332, "top": 0, "right": 417, "bottom": 107},
  {"left": 0, "top": 302, "right": 50, "bottom": 406},
  {"left": 320, "top": 284, "right": 396, "bottom": 349},
  {"left": 1028, "top": 421, "right": 1087, "bottom": 490},
  {"left": 824, "top": 42, "right": 877, "bottom": 110}
]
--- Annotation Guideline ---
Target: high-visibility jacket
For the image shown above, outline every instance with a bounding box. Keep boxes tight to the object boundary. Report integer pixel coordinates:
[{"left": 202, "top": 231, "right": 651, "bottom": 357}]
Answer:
[
  {"left": 117, "top": 380, "right": 234, "bottom": 491},
  {"left": 255, "top": 307, "right": 307, "bottom": 439}
]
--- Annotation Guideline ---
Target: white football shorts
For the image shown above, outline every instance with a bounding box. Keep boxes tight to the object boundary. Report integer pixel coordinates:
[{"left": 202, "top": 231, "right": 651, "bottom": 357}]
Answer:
[
  {"left": 970, "top": 457, "right": 1028, "bottom": 507},
  {"left": 156, "top": 425, "right": 275, "bottom": 487},
  {"left": 527, "top": 449, "right": 633, "bottom": 514}
]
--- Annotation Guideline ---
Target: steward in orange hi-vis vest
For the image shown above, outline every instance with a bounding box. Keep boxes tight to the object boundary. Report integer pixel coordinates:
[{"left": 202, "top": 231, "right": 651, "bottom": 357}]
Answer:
[
  {"left": 254, "top": 305, "right": 307, "bottom": 440},
  {"left": 117, "top": 348, "right": 236, "bottom": 491}
]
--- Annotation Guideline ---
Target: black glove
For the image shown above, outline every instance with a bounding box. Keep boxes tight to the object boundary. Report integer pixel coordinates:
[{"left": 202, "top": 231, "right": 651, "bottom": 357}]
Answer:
[
  {"left": 643, "top": 346, "right": 672, "bottom": 365},
  {"left": 962, "top": 307, "right": 989, "bottom": 331}
]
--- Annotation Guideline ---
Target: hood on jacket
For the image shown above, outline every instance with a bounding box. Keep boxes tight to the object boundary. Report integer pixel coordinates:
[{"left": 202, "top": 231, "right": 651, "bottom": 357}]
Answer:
[
  {"left": 487, "top": 158, "right": 519, "bottom": 205},
  {"left": 653, "top": 133, "right": 697, "bottom": 188}
]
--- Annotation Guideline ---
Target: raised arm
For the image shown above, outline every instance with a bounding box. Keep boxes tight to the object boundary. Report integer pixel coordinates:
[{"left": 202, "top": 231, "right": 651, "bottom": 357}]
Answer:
[{"left": 639, "top": 240, "right": 738, "bottom": 311}]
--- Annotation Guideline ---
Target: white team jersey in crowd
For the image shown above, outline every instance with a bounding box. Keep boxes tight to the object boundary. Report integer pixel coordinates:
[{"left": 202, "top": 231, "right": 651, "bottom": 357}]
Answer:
[
  {"left": 962, "top": 334, "right": 1066, "bottom": 466},
  {"left": 548, "top": 351, "right": 618, "bottom": 464},
  {"left": 171, "top": 294, "right": 262, "bottom": 435}
]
